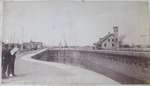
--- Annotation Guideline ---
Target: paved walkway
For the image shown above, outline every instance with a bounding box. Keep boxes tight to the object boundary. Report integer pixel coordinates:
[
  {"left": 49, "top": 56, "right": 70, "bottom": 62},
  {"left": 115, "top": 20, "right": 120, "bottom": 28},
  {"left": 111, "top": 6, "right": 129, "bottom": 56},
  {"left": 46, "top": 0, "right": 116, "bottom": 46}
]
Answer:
[{"left": 2, "top": 49, "right": 119, "bottom": 85}]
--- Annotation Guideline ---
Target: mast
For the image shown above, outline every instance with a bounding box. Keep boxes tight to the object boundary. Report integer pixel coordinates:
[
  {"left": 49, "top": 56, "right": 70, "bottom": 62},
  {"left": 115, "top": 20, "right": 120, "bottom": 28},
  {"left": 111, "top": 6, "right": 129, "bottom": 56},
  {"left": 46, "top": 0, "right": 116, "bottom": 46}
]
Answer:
[{"left": 21, "top": 27, "right": 24, "bottom": 50}]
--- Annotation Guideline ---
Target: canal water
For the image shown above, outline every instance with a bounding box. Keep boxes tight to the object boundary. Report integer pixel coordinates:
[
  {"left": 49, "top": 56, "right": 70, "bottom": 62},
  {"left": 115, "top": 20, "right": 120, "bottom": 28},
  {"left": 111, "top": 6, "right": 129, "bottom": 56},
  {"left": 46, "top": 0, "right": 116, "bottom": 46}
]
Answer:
[{"left": 32, "top": 49, "right": 146, "bottom": 84}]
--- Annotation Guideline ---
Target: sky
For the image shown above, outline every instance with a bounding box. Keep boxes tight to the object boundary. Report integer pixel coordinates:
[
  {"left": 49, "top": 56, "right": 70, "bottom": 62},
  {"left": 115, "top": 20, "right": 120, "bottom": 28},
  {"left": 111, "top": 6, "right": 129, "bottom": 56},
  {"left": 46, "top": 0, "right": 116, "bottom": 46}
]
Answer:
[{"left": 2, "top": 1, "right": 150, "bottom": 46}]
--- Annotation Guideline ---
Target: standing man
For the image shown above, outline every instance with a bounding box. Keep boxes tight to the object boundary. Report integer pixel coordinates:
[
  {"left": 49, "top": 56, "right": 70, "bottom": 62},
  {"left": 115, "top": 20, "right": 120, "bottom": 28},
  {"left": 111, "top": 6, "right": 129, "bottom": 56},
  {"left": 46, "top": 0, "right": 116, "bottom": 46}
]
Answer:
[
  {"left": 8, "top": 44, "right": 18, "bottom": 77},
  {"left": 2, "top": 44, "right": 11, "bottom": 79}
]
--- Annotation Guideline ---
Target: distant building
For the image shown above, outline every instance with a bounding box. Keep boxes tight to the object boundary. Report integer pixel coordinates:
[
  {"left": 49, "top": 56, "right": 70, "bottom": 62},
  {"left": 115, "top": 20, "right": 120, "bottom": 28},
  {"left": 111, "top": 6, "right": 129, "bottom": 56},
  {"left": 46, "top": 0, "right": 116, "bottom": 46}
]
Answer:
[
  {"left": 31, "top": 41, "right": 43, "bottom": 49},
  {"left": 23, "top": 42, "right": 31, "bottom": 50},
  {"left": 23, "top": 41, "right": 43, "bottom": 50},
  {"left": 3, "top": 43, "right": 21, "bottom": 50},
  {"left": 94, "top": 25, "right": 119, "bottom": 49}
]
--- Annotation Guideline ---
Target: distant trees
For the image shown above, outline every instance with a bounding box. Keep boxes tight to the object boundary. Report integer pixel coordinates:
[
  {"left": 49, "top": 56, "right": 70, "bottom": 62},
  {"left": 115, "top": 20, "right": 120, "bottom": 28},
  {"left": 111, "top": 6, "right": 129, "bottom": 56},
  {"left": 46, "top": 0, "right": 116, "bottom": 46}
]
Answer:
[
  {"left": 118, "top": 35, "right": 125, "bottom": 47},
  {"left": 146, "top": 45, "right": 150, "bottom": 48},
  {"left": 120, "top": 44, "right": 131, "bottom": 48},
  {"left": 135, "top": 45, "right": 142, "bottom": 48}
]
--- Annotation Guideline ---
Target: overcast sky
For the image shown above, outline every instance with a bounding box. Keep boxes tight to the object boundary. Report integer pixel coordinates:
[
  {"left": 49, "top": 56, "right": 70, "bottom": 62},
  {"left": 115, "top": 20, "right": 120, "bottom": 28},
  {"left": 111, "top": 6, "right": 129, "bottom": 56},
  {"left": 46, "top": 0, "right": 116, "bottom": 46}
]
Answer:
[{"left": 2, "top": 1, "right": 150, "bottom": 46}]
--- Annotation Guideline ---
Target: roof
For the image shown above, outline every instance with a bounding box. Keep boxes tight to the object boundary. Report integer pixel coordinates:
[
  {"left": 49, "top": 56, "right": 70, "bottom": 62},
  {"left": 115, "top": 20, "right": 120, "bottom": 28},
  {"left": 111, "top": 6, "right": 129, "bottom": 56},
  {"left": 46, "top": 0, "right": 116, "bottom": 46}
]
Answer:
[{"left": 98, "top": 33, "right": 114, "bottom": 45}]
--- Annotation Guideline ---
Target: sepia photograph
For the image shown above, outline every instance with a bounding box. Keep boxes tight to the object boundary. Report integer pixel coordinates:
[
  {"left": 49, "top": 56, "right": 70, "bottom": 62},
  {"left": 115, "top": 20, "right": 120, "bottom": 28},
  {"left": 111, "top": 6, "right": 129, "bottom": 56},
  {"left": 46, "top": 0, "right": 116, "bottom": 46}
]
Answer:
[{"left": 1, "top": 0, "right": 150, "bottom": 85}]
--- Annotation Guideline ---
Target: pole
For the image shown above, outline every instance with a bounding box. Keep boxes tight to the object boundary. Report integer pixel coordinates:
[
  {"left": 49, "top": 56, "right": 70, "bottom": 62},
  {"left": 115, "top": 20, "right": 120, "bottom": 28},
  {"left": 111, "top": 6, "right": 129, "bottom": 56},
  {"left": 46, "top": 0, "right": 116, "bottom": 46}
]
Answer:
[
  {"left": 149, "top": 0, "right": 150, "bottom": 44},
  {"left": 21, "top": 27, "right": 24, "bottom": 51}
]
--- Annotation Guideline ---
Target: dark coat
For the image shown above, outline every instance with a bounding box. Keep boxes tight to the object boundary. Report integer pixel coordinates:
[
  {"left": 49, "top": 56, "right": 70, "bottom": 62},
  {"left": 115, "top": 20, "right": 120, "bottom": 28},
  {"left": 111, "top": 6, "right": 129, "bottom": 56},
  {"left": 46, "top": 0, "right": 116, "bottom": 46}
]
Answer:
[{"left": 2, "top": 48, "right": 11, "bottom": 62}]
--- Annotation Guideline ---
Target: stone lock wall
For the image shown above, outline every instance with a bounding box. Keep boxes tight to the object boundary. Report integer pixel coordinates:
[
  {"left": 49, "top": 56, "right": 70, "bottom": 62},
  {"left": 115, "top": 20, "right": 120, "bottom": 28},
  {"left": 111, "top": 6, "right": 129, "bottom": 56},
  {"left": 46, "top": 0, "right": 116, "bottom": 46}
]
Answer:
[{"left": 32, "top": 49, "right": 150, "bottom": 84}]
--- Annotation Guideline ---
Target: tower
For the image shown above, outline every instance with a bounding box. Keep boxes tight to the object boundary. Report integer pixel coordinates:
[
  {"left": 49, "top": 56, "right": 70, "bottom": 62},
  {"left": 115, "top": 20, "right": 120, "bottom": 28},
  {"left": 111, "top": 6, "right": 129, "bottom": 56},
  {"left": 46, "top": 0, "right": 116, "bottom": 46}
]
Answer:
[
  {"left": 113, "top": 25, "right": 118, "bottom": 38},
  {"left": 113, "top": 25, "right": 119, "bottom": 48}
]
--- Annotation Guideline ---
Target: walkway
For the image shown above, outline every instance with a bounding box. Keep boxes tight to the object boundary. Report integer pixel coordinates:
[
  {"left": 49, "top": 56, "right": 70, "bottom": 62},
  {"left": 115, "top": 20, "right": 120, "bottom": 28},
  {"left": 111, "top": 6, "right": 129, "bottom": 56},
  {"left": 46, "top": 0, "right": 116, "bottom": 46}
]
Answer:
[{"left": 2, "top": 49, "right": 119, "bottom": 85}]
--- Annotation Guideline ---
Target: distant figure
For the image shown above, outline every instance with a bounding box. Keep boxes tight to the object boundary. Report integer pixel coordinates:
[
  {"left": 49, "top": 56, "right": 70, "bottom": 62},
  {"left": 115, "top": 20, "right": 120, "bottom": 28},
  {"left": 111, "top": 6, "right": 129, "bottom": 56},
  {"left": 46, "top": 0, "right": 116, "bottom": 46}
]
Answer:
[
  {"left": 2, "top": 44, "right": 11, "bottom": 79},
  {"left": 8, "top": 45, "right": 18, "bottom": 77}
]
